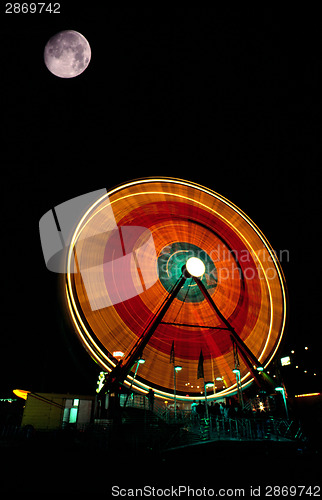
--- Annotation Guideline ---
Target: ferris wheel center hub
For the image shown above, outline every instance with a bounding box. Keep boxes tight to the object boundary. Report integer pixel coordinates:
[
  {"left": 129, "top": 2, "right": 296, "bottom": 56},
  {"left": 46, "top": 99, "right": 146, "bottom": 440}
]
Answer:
[{"left": 185, "top": 257, "right": 206, "bottom": 277}]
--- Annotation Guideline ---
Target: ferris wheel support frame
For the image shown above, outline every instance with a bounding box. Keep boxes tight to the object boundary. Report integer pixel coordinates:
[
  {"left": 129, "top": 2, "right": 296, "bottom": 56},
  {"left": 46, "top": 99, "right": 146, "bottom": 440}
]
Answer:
[
  {"left": 192, "top": 276, "right": 268, "bottom": 388},
  {"left": 99, "top": 274, "right": 189, "bottom": 413},
  {"left": 100, "top": 266, "right": 274, "bottom": 418}
]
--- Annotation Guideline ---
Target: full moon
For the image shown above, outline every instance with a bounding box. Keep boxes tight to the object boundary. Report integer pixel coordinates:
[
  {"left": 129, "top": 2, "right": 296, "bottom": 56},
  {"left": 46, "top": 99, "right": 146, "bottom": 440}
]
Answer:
[{"left": 44, "top": 30, "right": 91, "bottom": 78}]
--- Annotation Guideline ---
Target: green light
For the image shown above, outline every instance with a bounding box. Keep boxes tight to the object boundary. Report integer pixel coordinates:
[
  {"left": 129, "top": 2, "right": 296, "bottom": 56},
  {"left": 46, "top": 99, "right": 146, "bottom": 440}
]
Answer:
[
  {"left": 174, "top": 365, "right": 183, "bottom": 372},
  {"left": 69, "top": 407, "right": 78, "bottom": 424},
  {"left": 256, "top": 366, "right": 264, "bottom": 372},
  {"left": 157, "top": 242, "right": 217, "bottom": 303},
  {"left": 96, "top": 372, "right": 107, "bottom": 393},
  {"left": 275, "top": 386, "right": 289, "bottom": 419}
]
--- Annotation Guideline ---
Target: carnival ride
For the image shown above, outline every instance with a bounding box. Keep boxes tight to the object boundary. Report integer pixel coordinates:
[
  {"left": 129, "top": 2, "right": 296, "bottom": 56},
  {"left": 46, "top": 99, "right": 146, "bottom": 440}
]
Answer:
[{"left": 65, "top": 178, "right": 287, "bottom": 403}]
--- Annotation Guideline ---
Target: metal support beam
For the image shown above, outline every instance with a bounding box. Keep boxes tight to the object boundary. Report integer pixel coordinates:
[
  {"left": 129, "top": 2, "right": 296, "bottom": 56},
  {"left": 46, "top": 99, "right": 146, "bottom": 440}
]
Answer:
[
  {"left": 192, "top": 276, "right": 267, "bottom": 387},
  {"left": 100, "top": 263, "right": 273, "bottom": 406},
  {"left": 161, "top": 321, "right": 229, "bottom": 330},
  {"left": 101, "top": 274, "right": 188, "bottom": 394},
  {"left": 232, "top": 339, "right": 244, "bottom": 409}
]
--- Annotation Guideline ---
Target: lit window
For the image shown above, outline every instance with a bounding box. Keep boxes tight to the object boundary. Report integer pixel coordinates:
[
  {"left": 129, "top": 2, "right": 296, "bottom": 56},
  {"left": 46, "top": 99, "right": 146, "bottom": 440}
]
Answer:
[
  {"left": 69, "top": 408, "right": 78, "bottom": 424},
  {"left": 73, "top": 398, "right": 79, "bottom": 407},
  {"left": 281, "top": 356, "right": 291, "bottom": 366}
]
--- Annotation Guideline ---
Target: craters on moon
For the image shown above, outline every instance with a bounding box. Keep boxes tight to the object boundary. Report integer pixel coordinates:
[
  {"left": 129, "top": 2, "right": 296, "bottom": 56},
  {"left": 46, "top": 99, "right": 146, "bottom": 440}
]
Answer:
[{"left": 44, "top": 30, "right": 91, "bottom": 78}]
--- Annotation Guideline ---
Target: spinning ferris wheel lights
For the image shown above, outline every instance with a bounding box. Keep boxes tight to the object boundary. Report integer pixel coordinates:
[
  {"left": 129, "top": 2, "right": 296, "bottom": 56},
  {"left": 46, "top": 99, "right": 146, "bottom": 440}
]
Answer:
[{"left": 63, "top": 177, "right": 287, "bottom": 401}]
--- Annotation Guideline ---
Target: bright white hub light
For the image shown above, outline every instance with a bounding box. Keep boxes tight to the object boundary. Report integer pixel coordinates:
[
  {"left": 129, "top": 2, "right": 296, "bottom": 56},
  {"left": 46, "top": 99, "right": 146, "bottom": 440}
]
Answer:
[{"left": 186, "top": 257, "right": 206, "bottom": 277}]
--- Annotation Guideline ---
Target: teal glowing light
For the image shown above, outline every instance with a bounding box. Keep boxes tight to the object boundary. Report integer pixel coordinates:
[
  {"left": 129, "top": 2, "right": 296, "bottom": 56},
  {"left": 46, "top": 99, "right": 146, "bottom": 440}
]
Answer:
[
  {"left": 69, "top": 408, "right": 78, "bottom": 424},
  {"left": 157, "top": 242, "right": 217, "bottom": 302}
]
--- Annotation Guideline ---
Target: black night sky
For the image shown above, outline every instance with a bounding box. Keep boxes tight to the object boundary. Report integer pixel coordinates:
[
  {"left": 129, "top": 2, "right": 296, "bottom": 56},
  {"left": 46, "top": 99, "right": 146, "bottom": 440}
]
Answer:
[{"left": 0, "top": 5, "right": 320, "bottom": 398}]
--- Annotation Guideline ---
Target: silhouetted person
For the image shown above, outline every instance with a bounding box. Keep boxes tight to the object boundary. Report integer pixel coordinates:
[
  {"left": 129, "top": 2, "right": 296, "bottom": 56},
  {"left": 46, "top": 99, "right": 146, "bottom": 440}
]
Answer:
[
  {"left": 196, "top": 401, "right": 205, "bottom": 419},
  {"left": 214, "top": 402, "right": 221, "bottom": 416},
  {"left": 191, "top": 400, "right": 198, "bottom": 422},
  {"left": 148, "top": 388, "right": 154, "bottom": 411}
]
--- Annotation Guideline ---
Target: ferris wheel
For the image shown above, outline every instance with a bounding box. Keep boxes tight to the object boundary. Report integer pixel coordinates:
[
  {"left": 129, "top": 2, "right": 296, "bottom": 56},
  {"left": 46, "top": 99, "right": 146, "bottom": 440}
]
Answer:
[{"left": 65, "top": 178, "right": 287, "bottom": 401}]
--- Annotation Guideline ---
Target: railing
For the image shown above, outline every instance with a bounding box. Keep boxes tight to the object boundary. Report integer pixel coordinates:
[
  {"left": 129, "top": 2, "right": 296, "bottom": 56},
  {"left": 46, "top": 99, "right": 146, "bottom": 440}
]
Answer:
[
  {"left": 122, "top": 393, "right": 147, "bottom": 410},
  {"left": 121, "top": 395, "right": 303, "bottom": 443},
  {"left": 0, "top": 424, "right": 22, "bottom": 440},
  {"left": 193, "top": 415, "right": 303, "bottom": 442},
  {"left": 121, "top": 393, "right": 170, "bottom": 422},
  {"left": 1, "top": 394, "right": 304, "bottom": 453}
]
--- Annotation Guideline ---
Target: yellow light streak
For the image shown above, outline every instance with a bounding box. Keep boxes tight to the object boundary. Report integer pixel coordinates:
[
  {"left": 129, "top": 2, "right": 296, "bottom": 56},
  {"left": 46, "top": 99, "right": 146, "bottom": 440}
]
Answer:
[
  {"left": 295, "top": 393, "right": 320, "bottom": 398},
  {"left": 65, "top": 178, "right": 287, "bottom": 401}
]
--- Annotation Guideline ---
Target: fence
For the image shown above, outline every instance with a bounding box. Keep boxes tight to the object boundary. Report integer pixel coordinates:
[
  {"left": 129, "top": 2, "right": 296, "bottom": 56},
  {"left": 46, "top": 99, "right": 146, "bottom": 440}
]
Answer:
[
  {"left": 121, "top": 393, "right": 303, "bottom": 442},
  {"left": 1, "top": 397, "right": 304, "bottom": 451},
  {"left": 190, "top": 414, "right": 303, "bottom": 442}
]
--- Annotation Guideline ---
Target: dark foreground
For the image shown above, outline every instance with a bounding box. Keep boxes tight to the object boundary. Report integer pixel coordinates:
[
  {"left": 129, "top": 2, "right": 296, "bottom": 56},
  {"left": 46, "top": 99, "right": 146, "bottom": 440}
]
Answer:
[{"left": 1, "top": 429, "right": 321, "bottom": 494}]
